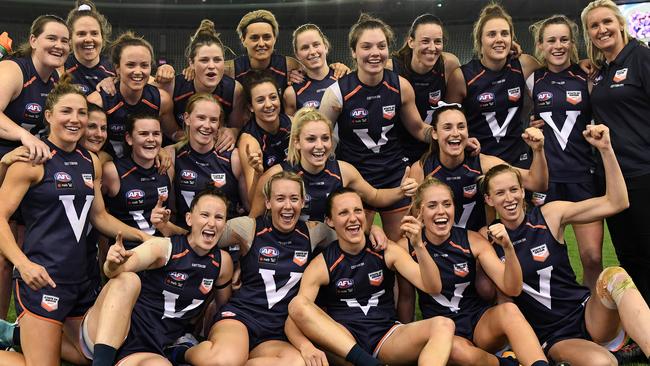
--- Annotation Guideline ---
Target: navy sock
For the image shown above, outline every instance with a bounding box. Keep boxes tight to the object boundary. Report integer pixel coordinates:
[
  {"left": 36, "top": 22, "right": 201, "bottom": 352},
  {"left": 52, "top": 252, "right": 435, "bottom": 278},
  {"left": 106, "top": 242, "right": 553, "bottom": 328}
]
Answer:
[
  {"left": 531, "top": 361, "right": 549, "bottom": 366},
  {"left": 12, "top": 327, "right": 20, "bottom": 346},
  {"left": 92, "top": 343, "right": 117, "bottom": 366},
  {"left": 169, "top": 345, "right": 188, "bottom": 364},
  {"left": 345, "top": 344, "right": 381, "bottom": 366}
]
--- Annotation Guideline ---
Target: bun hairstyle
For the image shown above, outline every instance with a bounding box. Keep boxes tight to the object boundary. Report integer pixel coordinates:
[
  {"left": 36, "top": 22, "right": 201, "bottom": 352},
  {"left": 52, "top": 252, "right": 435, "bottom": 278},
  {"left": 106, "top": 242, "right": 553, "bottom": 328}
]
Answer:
[
  {"left": 45, "top": 73, "right": 86, "bottom": 112},
  {"left": 529, "top": 15, "right": 580, "bottom": 65},
  {"left": 12, "top": 15, "right": 69, "bottom": 58},
  {"left": 66, "top": 0, "right": 112, "bottom": 50},
  {"left": 472, "top": 2, "right": 516, "bottom": 57},
  {"left": 109, "top": 31, "right": 154, "bottom": 67},
  {"left": 237, "top": 9, "right": 279, "bottom": 40},
  {"left": 348, "top": 13, "right": 395, "bottom": 52},
  {"left": 186, "top": 19, "right": 233, "bottom": 61}
]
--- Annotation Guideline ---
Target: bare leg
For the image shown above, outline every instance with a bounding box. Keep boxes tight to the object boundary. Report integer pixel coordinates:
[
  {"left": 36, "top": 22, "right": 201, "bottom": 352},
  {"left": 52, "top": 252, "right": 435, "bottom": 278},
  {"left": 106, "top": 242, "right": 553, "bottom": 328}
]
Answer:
[
  {"left": 573, "top": 221, "right": 604, "bottom": 291},
  {"left": 377, "top": 316, "right": 454, "bottom": 366},
  {"left": 0, "top": 222, "right": 23, "bottom": 319},
  {"left": 548, "top": 338, "right": 616, "bottom": 366},
  {"left": 185, "top": 319, "right": 249, "bottom": 366},
  {"left": 247, "top": 340, "right": 304, "bottom": 366},
  {"left": 116, "top": 353, "right": 172, "bottom": 366},
  {"left": 448, "top": 336, "right": 498, "bottom": 366},
  {"left": 12, "top": 313, "right": 62, "bottom": 366}
]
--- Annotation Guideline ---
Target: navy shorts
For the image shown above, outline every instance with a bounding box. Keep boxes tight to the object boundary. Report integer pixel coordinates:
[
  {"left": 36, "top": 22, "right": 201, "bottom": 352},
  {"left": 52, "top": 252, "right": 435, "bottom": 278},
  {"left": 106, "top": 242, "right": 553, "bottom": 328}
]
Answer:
[
  {"left": 538, "top": 299, "right": 590, "bottom": 355},
  {"left": 455, "top": 306, "right": 490, "bottom": 341},
  {"left": 216, "top": 303, "right": 288, "bottom": 350},
  {"left": 114, "top": 328, "right": 163, "bottom": 365},
  {"left": 531, "top": 180, "right": 597, "bottom": 207},
  {"left": 340, "top": 319, "right": 400, "bottom": 357},
  {"left": 14, "top": 278, "right": 97, "bottom": 324},
  {"left": 360, "top": 159, "right": 411, "bottom": 213}
]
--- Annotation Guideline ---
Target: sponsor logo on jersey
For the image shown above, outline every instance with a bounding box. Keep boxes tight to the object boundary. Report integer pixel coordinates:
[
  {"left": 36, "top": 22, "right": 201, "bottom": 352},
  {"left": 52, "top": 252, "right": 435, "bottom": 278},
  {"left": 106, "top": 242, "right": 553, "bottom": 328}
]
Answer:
[
  {"left": 530, "top": 244, "right": 549, "bottom": 262},
  {"left": 126, "top": 189, "right": 145, "bottom": 201},
  {"left": 259, "top": 246, "right": 279, "bottom": 264},
  {"left": 180, "top": 170, "right": 197, "bottom": 185},
  {"left": 536, "top": 91, "right": 553, "bottom": 107},
  {"left": 157, "top": 186, "right": 168, "bottom": 199},
  {"left": 165, "top": 271, "right": 188, "bottom": 288},
  {"left": 453, "top": 262, "right": 470, "bottom": 278},
  {"left": 429, "top": 90, "right": 441, "bottom": 105},
  {"left": 382, "top": 105, "right": 396, "bottom": 120},
  {"left": 336, "top": 278, "right": 355, "bottom": 294},
  {"left": 82, "top": 173, "right": 93, "bottom": 189},
  {"left": 351, "top": 108, "right": 369, "bottom": 123},
  {"left": 78, "top": 84, "right": 90, "bottom": 94},
  {"left": 613, "top": 68, "right": 628, "bottom": 83},
  {"left": 303, "top": 100, "right": 320, "bottom": 109},
  {"left": 463, "top": 184, "right": 477, "bottom": 198},
  {"left": 54, "top": 171, "right": 73, "bottom": 189},
  {"left": 293, "top": 250, "right": 309, "bottom": 266},
  {"left": 211, "top": 173, "right": 226, "bottom": 188},
  {"left": 368, "top": 270, "right": 384, "bottom": 286},
  {"left": 566, "top": 91, "right": 582, "bottom": 105},
  {"left": 40, "top": 295, "right": 59, "bottom": 312},
  {"left": 25, "top": 103, "right": 42, "bottom": 114},
  {"left": 508, "top": 87, "right": 521, "bottom": 102},
  {"left": 266, "top": 156, "right": 277, "bottom": 167},
  {"left": 199, "top": 278, "right": 214, "bottom": 295},
  {"left": 531, "top": 192, "right": 547, "bottom": 207},
  {"left": 221, "top": 311, "right": 237, "bottom": 317}
]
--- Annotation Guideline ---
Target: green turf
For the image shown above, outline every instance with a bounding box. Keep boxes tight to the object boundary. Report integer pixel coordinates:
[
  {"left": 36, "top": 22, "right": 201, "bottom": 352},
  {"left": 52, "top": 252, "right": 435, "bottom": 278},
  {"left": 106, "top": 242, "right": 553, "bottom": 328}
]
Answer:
[{"left": 6, "top": 221, "right": 648, "bottom": 365}]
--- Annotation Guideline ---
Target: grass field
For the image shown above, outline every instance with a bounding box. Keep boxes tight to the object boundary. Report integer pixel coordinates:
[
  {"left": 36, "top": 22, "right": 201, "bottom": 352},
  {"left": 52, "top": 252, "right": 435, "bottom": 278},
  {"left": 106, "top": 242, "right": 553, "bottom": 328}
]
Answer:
[{"left": 5, "top": 223, "right": 648, "bottom": 365}]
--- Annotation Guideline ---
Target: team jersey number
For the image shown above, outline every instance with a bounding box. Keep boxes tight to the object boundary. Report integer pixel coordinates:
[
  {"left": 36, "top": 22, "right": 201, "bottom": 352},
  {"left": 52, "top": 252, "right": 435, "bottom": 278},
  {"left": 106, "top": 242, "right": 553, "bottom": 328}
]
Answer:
[
  {"left": 431, "top": 282, "right": 470, "bottom": 312},
  {"left": 162, "top": 290, "right": 204, "bottom": 319},
  {"left": 482, "top": 107, "right": 518, "bottom": 143},
  {"left": 341, "top": 289, "right": 385, "bottom": 315},
  {"left": 522, "top": 266, "right": 553, "bottom": 310},
  {"left": 353, "top": 125, "right": 394, "bottom": 153},
  {"left": 538, "top": 111, "right": 580, "bottom": 151},
  {"left": 59, "top": 195, "right": 95, "bottom": 242},
  {"left": 259, "top": 268, "right": 303, "bottom": 309},
  {"left": 455, "top": 202, "right": 476, "bottom": 229}
]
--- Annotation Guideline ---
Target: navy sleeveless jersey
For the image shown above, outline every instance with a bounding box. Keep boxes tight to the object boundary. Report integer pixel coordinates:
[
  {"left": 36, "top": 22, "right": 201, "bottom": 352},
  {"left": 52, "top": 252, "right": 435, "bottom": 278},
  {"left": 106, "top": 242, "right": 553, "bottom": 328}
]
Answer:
[
  {"left": 392, "top": 56, "right": 446, "bottom": 162},
  {"left": 234, "top": 53, "right": 288, "bottom": 94},
  {"left": 493, "top": 207, "right": 590, "bottom": 338},
  {"left": 423, "top": 154, "right": 485, "bottom": 230},
  {"left": 462, "top": 58, "right": 528, "bottom": 165},
  {"left": 240, "top": 113, "right": 290, "bottom": 170},
  {"left": 411, "top": 228, "right": 488, "bottom": 335},
  {"left": 334, "top": 70, "right": 407, "bottom": 185},
  {"left": 532, "top": 65, "right": 595, "bottom": 182},
  {"left": 129, "top": 235, "right": 222, "bottom": 352},
  {"left": 101, "top": 83, "right": 161, "bottom": 158},
  {"left": 172, "top": 74, "right": 235, "bottom": 127},
  {"left": 105, "top": 156, "right": 170, "bottom": 249},
  {"left": 64, "top": 54, "right": 115, "bottom": 95},
  {"left": 1, "top": 57, "right": 58, "bottom": 152},
  {"left": 321, "top": 240, "right": 397, "bottom": 329},
  {"left": 17, "top": 140, "right": 95, "bottom": 284},
  {"left": 280, "top": 158, "right": 343, "bottom": 222},
  {"left": 291, "top": 68, "right": 337, "bottom": 110},
  {"left": 227, "top": 217, "right": 313, "bottom": 331},
  {"left": 174, "top": 145, "right": 241, "bottom": 226}
]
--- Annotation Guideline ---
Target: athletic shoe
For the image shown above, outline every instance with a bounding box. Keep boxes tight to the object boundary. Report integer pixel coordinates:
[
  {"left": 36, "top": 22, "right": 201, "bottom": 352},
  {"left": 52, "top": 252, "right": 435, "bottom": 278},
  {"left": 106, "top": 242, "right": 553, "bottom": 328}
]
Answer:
[
  {"left": 0, "top": 319, "right": 16, "bottom": 349},
  {"left": 164, "top": 333, "right": 198, "bottom": 366},
  {"left": 613, "top": 341, "right": 645, "bottom": 364}
]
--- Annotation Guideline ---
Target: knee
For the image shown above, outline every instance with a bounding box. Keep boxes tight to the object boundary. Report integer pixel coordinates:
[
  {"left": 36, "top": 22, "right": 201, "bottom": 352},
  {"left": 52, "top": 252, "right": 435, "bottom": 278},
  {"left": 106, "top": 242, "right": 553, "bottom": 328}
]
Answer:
[
  {"left": 581, "top": 249, "right": 603, "bottom": 268},
  {"left": 141, "top": 359, "right": 172, "bottom": 366},
  {"left": 449, "top": 341, "right": 480, "bottom": 366},
  {"left": 495, "top": 302, "right": 524, "bottom": 321},
  {"left": 288, "top": 295, "right": 311, "bottom": 322},
  {"left": 110, "top": 271, "right": 141, "bottom": 297},
  {"left": 575, "top": 351, "right": 616, "bottom": 366},
  {"left": 428, "top": 316, "right": 455, "bottom": 337},
  {"left": 194, "top": 342, "right": 246, "bottom": 366},
  {"left": 596, "top": 266, "right": 636, "bottom": 309}
]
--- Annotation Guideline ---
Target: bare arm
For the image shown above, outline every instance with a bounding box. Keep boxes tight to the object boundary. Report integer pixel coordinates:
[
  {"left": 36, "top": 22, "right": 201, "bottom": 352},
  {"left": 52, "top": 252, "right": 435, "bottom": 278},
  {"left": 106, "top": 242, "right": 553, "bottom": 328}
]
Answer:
[
  {"left": 159, "top": 89, "right": 182, "bottom": 141},
  {"left": 469, "top": 228, "right": 522, "bottom": 297},
  {"left": 283, "top": 86, "right": 298, "bottom": 117},
  {"left": 237, "top": 134, "right": 264, "bottom": 206},
  {"left": 399, "top": 76, "right": 432, "bottom": 143},
  {"left": 442, "top": 52, "right": 461, "bottom": 83},
  {"left": 444, "top": 67, "right": 467, "bottom": 104},
  {"left": 216, "top": 216, "right": 255, "bottom": 255},
  {"left": 224, "top": 59, "right": 235, "bottom": 79},
  {"left": 341, "top": 161, "right": 416, "bottom": 208},
  {"left": 318, "top": 84, "right": 342, "bottom": 127},
  {"left": 249, "top": 165, "right": 282, "bottom": 218},
  {"left": 226, "top": 81, "right": 248, "bottom": 130},
  {"left": 103, "top": 235, "right": 172, "bottom": 278}
]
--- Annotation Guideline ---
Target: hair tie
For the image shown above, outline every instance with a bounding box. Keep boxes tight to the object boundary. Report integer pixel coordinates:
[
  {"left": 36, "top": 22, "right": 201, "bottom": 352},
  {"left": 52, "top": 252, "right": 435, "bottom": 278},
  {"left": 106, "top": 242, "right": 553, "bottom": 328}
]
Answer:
[{"left": 78, "top": 4, "right": 92, "bottom": 11}]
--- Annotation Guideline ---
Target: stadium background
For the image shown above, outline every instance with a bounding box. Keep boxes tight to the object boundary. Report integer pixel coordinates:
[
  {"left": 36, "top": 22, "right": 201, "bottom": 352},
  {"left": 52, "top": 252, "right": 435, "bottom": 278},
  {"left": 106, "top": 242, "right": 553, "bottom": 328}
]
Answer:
[{"left": 0, "top": 0, "right": 647, "bottom": 364}]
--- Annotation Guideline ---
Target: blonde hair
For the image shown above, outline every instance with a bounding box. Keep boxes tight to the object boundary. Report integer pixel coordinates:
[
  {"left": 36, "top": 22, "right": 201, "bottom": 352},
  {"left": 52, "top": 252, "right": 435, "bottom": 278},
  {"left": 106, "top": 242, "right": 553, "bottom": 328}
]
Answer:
[
  {"left": 263, "top": 171, "right": 306, "bottom": 202},
  {"left": 237, "top": 9, "right": 279, "bottom": 40},
  {"left": 479, "top": 164, "right": 523, "bottom": 196},
  {"left": 176, "top": 93, "right": 222, "bottom": 151},
  {"left": 581, "top": 0, "right": 630, "bottom": 67},
  {"left": 472, "top": 2, "right": 516, "bottom": 58},
  {"left": 530, "top": 15, "right": 580, "bottom": 65},
  {"left": 292, "top": 23, "right": 331, "bottom": 54},
  {"left": 287, "top": 108, "right": 333, "bottom": 165},
  {"left": 410, "top": 177, "right": 454, "bottom": 216}
]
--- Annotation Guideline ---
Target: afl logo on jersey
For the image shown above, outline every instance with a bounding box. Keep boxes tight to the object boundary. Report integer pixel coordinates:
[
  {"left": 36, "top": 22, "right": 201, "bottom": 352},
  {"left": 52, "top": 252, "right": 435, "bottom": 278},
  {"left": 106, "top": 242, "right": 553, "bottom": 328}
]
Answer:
[
  {"left": 429, "top": 90, "right": 441, "bottom": 105},
  {"left": 530, "top": 244, "right": 550, "bottom": 262},
  {"left": 25, "top": 103, "right": 42, "bottom": 114},
  {"left": 126, "top": 189, "right": 145, "bottom": 204},
  {"left": 368, "top": 270, "right": 384, "bottom": 286},
  {"left": 180, "top": 170, "right": 197, "bottom": 185},
  {"left": 536, "top": 91, "right": 553, "bottom": 107},
  {"left": 78, "top": 84, "right": 90, "bottom": 94},
  {"left": 54, "top": 172, "right": 73, "bottom": 189},
  {"left": 613, "top": 68, "right": 628, "bottom": 83},
  {"left": 508, "top": 87, "right": 521, "bottom": 102},
  {"left": 293, "top": 250, "right": 309, "bottom": 267},
  {"left": 477, "top": 92, "right": 494, "bottom": 107},
  {"left": 259, "top": 246, "right": 279, "bottom": 264},
  {"left": 351, "top": 108, "right": 368, "bottom": 123},
  {"left": 531, "top": 192, "right": 547, "bottom": 207},
  {"left": 211, "top": 173, "right": 226, "bottom": 188},
  {"left": 199, "top": 278, "right": 214, "bottom": 295},
  {"left": 40, "top": 295, "right": 59, "bottom": 312},
  {"left": 463, "top": 184, "right": 477, "bottom": 198},
  {"left": 566, "top": 91, "right": 582, "bottom": 105},
  {"left": 453, "top": 262, "right": 470, "bottom": 278},
  {"left": 336, "top": 278, "right": 355, "bottom": 294},
  {"left": 165, "top": 271, "right": 188, "bottom": 288},
  {"left": 303, "top": 100, "right": 320, "bottom": 109},
  {"left": 109, "top": 124, "right": 125, "bottom": 134}
]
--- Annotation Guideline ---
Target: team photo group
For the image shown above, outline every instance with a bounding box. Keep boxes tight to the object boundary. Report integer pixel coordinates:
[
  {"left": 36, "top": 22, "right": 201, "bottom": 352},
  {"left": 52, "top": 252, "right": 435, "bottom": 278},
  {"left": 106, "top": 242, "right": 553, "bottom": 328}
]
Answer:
[{"left": 0, "top": 0, "right": 649, "bottom": 365}]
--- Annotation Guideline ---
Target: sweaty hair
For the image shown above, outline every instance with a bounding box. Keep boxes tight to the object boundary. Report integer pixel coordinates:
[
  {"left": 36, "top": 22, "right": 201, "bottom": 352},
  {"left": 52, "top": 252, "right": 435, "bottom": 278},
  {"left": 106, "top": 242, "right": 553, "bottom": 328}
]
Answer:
[
  {"left": 45, "top": 73, "right": 85, "bottom": 112},
  {"left": 189, "top": 186, "right": 229, "bottom": 215},
  {"left": 292, "top": 23, "right": 331, "bottom": 54},
  {"left": 348, "top": 13, "right": 395, "bottom": 52},
  {"left": 581, "top": 0, "right": 631, "bottom": 67},
  {"left": 176, "top": 93, "right": 222, "bottom": 151},
  {"left": 472, "top": 2, "right": 516, "bottom": 57},
  {"left": 325, "top": 187, "right": 359, "bottom": 219},
  {"left": 66, "top": 0, "right": 112, "bottom": 50},
  {"left": 530, "top": 15, "right": 580, "bottom": 65},
  {"left": 263, "top": 171, "right": 306, "bottom": 202},
  {"left": 479, "top": 163, "right": 523, "bottom": 196},
  {"left": 237, "top": 9, "right": 279, "bottom": 40},
  {"left": 241, "top": 70, "right": 280, "bottom": 105},
  {"left": 109, "top": 31, "right": 154, "bottom": 68},
  {"left": 419, "top": 103, "right": 466, "bottom": 167},
  {"left": 287, "top": 108, "right": 333, "bottom": 165},
  {"left": 393, "top": 14, "right": 445, "bottom": 76},
  {"left": 410, "top": 176, "right": 454, "bottom": 216},
  {"left": 12, "top": 15, "right": 69, "bottom": 58},
  {"left": 186, "top": 19, "right": 230, "bottom": 62}
]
